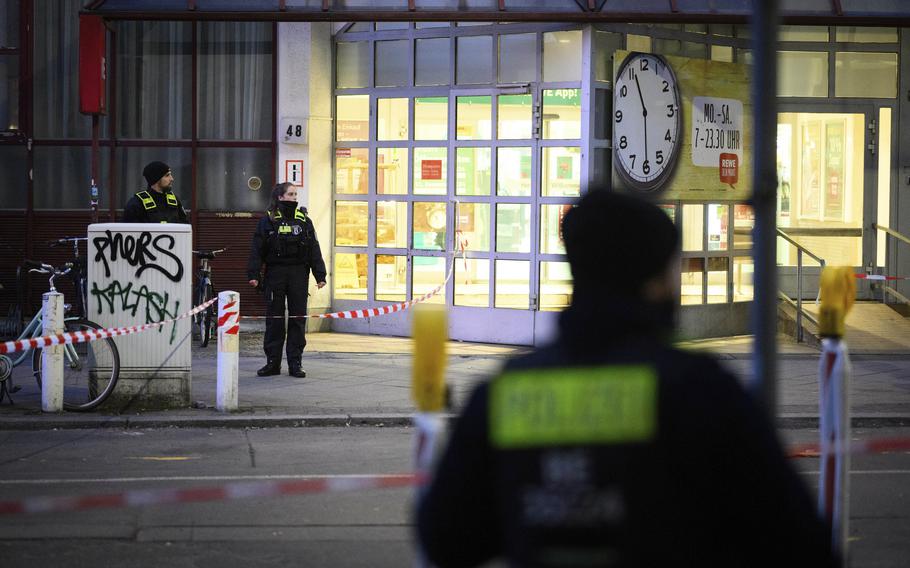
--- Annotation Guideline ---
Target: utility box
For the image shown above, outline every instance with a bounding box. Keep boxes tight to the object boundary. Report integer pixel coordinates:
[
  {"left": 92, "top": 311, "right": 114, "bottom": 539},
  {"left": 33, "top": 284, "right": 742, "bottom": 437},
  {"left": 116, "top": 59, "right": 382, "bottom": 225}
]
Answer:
[{"left": 87, "top": 223, "right": 192, "bottom": 408}]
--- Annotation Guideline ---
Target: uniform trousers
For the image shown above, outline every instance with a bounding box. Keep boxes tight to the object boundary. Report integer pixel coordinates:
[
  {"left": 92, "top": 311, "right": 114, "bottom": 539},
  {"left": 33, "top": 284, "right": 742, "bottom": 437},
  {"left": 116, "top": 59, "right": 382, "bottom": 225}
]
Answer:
[{"left": 263, "top": 264, "right": 309, "bottom": 366}]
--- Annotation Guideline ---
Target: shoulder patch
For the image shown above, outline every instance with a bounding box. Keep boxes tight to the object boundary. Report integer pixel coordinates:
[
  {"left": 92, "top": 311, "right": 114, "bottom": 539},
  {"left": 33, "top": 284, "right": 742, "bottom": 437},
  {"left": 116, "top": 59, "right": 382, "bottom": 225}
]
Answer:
[{"left": 489, "top": 365, "right": 658, "bottom": 449}]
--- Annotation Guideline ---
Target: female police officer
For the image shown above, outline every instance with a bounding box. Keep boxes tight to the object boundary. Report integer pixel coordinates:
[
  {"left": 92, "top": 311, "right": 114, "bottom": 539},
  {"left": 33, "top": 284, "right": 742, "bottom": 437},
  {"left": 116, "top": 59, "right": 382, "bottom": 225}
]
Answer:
[{"left": 247, "top": 182, "right": 326, "bottom": 378}]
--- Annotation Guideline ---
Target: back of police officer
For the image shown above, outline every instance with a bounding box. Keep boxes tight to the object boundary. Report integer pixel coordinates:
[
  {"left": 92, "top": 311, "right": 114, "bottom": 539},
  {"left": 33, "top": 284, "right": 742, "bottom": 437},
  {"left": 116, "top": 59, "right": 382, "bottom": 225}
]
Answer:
[
  {"left": 247, "top": 182, "right": 326, "bottom": 378},
  {"left": 122, "top": 161, "right": 189, "bottom": 224},
  {"left": 416, "top": 189, "right": 837, "bottom": 568}
]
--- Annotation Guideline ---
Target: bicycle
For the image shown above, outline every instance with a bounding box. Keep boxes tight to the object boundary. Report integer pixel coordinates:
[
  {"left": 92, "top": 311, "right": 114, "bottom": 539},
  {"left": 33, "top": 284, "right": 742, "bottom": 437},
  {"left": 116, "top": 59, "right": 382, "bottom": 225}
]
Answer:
[
  {"left": 192, "top": 247, "right": 227, "bottom": 348},
  {"left": 0, "top": 260, "right": 120, "bottom": 411}
]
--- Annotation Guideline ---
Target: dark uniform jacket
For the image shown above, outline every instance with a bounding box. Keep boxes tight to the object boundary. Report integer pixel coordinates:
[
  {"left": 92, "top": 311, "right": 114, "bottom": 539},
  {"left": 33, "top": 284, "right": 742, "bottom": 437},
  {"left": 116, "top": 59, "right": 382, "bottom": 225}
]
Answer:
[
  {"left": 122, "top": 189, "right": 189, "bottom": 224},
  {"left": 417, "top": 295, "right": 837, "bottom": 568},
  {"left": 247, "top": 205, "right": 327, "bottom": 283}
]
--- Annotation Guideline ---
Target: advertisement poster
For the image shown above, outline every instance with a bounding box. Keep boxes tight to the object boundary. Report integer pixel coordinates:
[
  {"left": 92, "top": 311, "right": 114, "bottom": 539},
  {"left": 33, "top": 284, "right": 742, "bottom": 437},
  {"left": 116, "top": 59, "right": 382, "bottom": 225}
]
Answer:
[
  {"left": 824, "top": 121, "right": 845, "bottom": 221},
  {"left": 800, "top": 122, "right": 821, "bottom": 219},
  {"left": 612, "top": 50, "right": 752, "bottom": 201}
]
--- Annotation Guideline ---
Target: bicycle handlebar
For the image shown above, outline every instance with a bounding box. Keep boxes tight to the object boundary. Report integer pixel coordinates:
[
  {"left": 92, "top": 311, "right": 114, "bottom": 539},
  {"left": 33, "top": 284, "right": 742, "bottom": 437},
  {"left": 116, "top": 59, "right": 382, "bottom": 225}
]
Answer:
[
  {"left": 23, "top": 259, "right": 46, "bottom": 271},
  {"left": 48, "top": 237, "right": 87, "bottom": 247},
  {"left": 192, "top": 247, "right": 228, "bottom": 258}
]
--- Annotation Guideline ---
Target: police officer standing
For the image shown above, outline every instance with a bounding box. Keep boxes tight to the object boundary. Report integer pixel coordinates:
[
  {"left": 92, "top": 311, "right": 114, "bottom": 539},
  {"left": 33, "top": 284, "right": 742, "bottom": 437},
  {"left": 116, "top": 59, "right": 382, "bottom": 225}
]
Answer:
[
  {"left": 247, "top": 182, "right": 326, "bottom": 378},
  {"left": 417, "top": 189, "right": 837, "bottom": 568},
  {"left": 122, "top": 161, "right": 189, "bottom": 223}
]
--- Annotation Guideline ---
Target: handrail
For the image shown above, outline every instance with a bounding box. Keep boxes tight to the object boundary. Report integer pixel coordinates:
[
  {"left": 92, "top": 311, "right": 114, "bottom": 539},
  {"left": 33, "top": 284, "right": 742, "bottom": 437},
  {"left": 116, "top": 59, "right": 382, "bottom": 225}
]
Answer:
[
  {"left": 776, "top": 228, "right": 826, "bottom": 265},
  {"left": 873, "top": 223, "right": 910, "bottom": 248},
  {"left": 776, "top": 228, "right": 825, "bottom": 343},
  {"left": 778, "top": 291, "right": 819, "bottom": 326},
  {"left": 882, "top": 285, "right": 910, "bottom": 306}
]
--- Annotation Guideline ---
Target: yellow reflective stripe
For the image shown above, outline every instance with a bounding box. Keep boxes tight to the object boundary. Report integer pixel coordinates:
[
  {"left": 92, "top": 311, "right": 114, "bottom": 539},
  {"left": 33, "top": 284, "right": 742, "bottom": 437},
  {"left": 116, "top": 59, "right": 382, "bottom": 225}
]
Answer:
[
  {"left": 489, "top": 366, "right": 658, "bottom": 449},
  {"left": 165, "top": 192, "right": 178, "bottom": 207},
  {"left": 137, "top": 191, "right": 155, "bottom": 210},
  {"left": 294, "top": 209, "right": 307, "bottom": 222},
  {"left": 278, "top": 225, "right": 292, "bottom": 234}
]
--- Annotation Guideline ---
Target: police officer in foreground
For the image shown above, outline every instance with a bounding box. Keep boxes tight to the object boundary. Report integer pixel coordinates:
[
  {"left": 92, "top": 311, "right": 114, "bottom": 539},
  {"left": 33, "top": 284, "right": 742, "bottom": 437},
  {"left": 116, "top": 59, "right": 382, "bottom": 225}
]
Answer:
[
  {"left": 247, "top": 182, "right": 326, "bottom": 378},
  {"left": 416, "top": 189, "right": 837, "bottom": 568},
  {"left": 122, "top": 161, "right": 189, "bottom": 223}
]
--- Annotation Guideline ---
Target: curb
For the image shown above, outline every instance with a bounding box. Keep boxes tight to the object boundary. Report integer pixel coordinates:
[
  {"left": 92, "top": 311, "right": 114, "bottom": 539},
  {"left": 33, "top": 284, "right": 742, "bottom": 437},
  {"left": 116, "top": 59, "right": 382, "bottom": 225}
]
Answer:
[{"left": 1, "top": 413, "right": 908, "bottom": 431}]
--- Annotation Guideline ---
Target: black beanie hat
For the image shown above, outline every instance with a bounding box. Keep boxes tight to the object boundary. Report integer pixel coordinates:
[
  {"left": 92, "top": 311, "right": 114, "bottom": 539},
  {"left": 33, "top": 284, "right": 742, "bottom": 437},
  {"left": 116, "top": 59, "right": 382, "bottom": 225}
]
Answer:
[
  {"left": 561, "top": 189, "right": 679, "bottom": 297},
  {"left": 142, "top": 161, "right": 171, "bottom": 188}
]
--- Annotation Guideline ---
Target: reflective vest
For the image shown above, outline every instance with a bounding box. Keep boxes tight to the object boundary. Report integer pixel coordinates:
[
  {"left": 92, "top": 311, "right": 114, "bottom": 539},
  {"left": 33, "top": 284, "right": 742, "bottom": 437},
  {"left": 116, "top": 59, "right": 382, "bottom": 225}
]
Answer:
[
  {"left": 135, "top": 190, "right": 181, "bottom": 223},
  {"left": 266, "top": 207, "right": 311, "bottom": 261}
]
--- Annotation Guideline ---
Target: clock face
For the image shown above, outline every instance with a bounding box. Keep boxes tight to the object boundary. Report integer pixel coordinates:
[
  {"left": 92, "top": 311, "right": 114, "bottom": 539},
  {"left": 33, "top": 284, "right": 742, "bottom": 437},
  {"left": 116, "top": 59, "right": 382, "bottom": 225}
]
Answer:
[{"left": 613, "top": 52, "right": 682, "bottom": 193}]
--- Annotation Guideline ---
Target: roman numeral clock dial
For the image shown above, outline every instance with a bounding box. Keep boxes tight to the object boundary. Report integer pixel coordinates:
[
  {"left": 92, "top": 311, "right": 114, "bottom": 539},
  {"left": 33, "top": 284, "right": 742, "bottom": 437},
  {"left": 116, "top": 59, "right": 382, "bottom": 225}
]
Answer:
[{"left": 613, "top": 52, "right": 682, "bottom": 193}]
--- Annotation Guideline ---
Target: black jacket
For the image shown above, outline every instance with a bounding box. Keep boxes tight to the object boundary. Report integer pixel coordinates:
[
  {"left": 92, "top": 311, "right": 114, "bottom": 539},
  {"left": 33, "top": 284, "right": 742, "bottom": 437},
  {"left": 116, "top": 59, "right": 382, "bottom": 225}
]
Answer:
[
  {"left": 122, "top": 189, "right": 189, "bottom": 224},
  {"left": 247, "top": 205, "right": 327, "bottom": 282},
  {"left": 417, "top": 295, "right": 837, "bottom": 568}
]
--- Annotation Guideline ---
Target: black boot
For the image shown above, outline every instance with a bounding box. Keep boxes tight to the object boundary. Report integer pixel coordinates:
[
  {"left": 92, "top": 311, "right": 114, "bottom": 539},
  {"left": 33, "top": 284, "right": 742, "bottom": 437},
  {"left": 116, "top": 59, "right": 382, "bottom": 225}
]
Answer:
[
  {"left": 287, "top": 364, "right": 306, "bottom": 378},
  {"left": 257, "top": 359, "right": 281, "bottom": 377}
]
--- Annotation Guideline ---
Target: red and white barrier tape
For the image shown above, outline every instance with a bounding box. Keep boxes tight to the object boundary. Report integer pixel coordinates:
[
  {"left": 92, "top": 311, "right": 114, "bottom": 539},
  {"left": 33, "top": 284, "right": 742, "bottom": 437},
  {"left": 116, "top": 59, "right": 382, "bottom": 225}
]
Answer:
[
  {"left": 243, "top": 253, "right": 457, "bottom": 321},
  {"left": 0, "top": 297, "right": 218, "bottom": 356},
  {"left": 1, "top": 433, "right": 908, "bottom": 517},
  {"left": 0, "top": 472, "right": 424, "bottom": 516},
  {"left": 854, "top": 274, "right": 908, "bottom": 281}
]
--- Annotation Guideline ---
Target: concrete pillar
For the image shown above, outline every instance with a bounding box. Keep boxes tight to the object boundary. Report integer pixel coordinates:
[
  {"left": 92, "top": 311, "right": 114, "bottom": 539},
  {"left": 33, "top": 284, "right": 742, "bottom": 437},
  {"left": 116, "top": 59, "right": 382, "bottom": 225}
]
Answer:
[{"left": 41, "top": 291, "right": 64, "bottom": 412}]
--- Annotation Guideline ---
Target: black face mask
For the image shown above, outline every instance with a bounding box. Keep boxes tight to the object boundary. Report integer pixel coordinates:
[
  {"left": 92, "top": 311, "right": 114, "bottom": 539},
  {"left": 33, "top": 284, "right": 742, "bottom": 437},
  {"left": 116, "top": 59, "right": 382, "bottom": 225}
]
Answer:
[{"left": 278, "top": 201, "right": 298, "bottom": 217}]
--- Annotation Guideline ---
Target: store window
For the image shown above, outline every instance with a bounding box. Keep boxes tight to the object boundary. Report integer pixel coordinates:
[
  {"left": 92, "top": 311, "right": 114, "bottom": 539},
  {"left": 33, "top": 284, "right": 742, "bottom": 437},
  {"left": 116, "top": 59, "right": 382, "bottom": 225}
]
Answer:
[
  {"left": 377, "top": 148, "right": 408, "bottom": 195},
  {"left": 336, "top": 95, "right": 370, "bottom": 141},
  {"left": 456, "top": 96, "right": 492, "bottom": 140},
  {"left": 778, "top": 51, "right": 828, "bottom": 97},
  {"left": 456, "top": 36, "right": 493, "bottom": 85},
  {"left": 653, "top": 39, "right": 705, "bottom": 59},
  {"left": 594, "top": 31, "right": 623, "bottom": 82},
  {"left": 335, "top": 201, "right": 368, "bottom": 246},
  {"left": 498, "top": 94, "right": 533, "bottom": 140},
  {"left": 376, "top": 201, "right": 407, "bottom": 248},
  {"left": 835, "top": 52, "right": 897, "bottom": 98},
  {"left": 497, "top": 147, "right": 532, "bottom": 196},
  {"left": 499, "top": 34, "right": 536, "bottom": 84},
  {"left": 733, "top": 205, "right": 754, "bottom": 250},
  {"left": 336, "top": 41, "right": 370, "bottom": 88},
  {"left": 413, "top": 202, "right": 446, "bottom": 250},
  {"left": 198, "top": 22, "right": 272, "bottom": 141},
  {"left": 455, "top": 258, "right": 490, "bottom": 307},
  {"left": 335, "top": 252, "right": 368, "bottom": 300},
  {"left": 377, "top": 98, "right": 409, "bottom": 141},
  {"left": 116, "top": 21, "right": 192, "bottom": 139},
  {"left": 540, "top": 204, "right": 570, "bottom": 255},
  {"left": 496, "top": 203, "right": 531, "bottom": 253},
  {"left": 542, "top": 89, "right": 581, "bottom": 139},
  {"left": 335, "top": 148, "right": 369, "bottom": 194},
  {"left": 196, "top": 147, "right": 270, "bottom": 211},
  {"left": 682, "top": 204, "right": 704, "bottom": 252},
  {"left": 707, "top": 204, "right": 729, "bottom": 251},
  {"left": 495, "top": 260, "right": 530, "bottom": 309},
  {"left": 540, "top": 261, "right": 572, "bottom": 311},
  {"left": 542, "top": 31, "right": 582, "bottom": 82},
  {"left": 456, "top": 202, "right": 490, "bottom": 251},
  {"left": 413, "top": 147, "right": 447, "bottom": 195},
  {"left": 733, "top": 257, "right": 754, "bottom": 302},
  {"left": 118, "top": 147, "right": 191, "bottom": 209},
  {"left": 707, "top": 257, "right": 729, "bottom": 304},
  {"left": 414, "top": 97, "right": 448, "bottom": 140},
  {"left": 542, "top": 147, "right": 581, "bottom": 197},
  {"left": 836, "top": 27, "right": 898, "bottom": 43},
  {"left": 455, "top": 147, "right": 492, "bottom": 196},
  {"left": 416, "top": 38, "right": 450, "bottom": 86},
  {"left": 779, "top": 26, "right": 829, "bottom": 42},
  {"left": 0, "top": 56, "right": 16, "bottom": 130},
  {"left": 375, "top": 40, "right": 409, "bottom": 87},
  {"left": 681, "top": 258, "right": 704, "bottom": 305},
  {"left": 375, "top": 255, "right": 407, "bottom": 302},
  {"left": 0, "top": 146, "right": 27, "bottom": 208},
  {"left": 413, "top": 256, "right": 446, "bottom": 304}
]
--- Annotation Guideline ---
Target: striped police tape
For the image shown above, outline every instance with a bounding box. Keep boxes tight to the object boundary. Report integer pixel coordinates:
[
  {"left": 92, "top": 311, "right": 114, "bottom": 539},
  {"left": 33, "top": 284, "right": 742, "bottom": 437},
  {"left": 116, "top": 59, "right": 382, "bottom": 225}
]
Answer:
[{"left": 1, "top": 436, "right": 908, "bottom": 516}]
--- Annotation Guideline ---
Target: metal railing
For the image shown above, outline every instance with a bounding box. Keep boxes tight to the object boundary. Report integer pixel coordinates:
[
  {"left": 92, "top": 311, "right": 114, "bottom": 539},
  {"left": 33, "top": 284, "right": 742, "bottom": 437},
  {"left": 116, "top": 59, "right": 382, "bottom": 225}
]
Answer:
[
  {"left": 873, "top": 223, "right": 910, "bottom": 309},
  {"left": 777, "top": 228, "right": 826, "bottom": 343}
]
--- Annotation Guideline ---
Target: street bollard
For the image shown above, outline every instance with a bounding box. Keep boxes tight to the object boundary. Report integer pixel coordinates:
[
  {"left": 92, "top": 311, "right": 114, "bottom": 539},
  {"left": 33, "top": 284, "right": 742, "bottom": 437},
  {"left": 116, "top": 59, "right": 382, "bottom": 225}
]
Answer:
[
  {"left": 41, "top": 291, "right": 64, "bottom": 412},
  {"left": 817, "top": 266, "right": 854, "bottom": 567},
  {"left": 216, "top": 290, "right": 240, "bottom": 412},
  {"left": 411, "top": 303, "right": 448, "bottom": 568}
]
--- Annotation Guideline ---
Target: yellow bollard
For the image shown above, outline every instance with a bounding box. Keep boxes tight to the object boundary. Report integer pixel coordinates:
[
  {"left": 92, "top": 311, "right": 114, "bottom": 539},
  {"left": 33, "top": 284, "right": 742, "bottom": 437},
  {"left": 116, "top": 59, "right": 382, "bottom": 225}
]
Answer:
[
  {"left": 411, "top": 304, "right": 448, "bottom": 412},
  {"left": 817, "top": 266, "right": 855, "bottom": 338}
]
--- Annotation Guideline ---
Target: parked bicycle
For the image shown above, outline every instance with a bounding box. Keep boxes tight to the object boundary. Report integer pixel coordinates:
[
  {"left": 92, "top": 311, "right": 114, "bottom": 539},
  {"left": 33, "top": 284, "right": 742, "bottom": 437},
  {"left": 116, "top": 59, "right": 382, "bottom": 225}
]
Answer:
[
  {"left": 49, "top": 236, "right": 89, "bottom": 318},
  {"left": 0, "top": 259, "right": 120, "bottom": 411},
  {"left": 192, "top": 247, "right": 227, "bottom": 348}
]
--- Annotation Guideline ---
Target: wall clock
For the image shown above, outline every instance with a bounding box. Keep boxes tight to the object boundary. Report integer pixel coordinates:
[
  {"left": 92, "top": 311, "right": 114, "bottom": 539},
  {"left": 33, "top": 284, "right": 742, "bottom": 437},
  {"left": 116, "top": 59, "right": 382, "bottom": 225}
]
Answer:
[{"left": 613, "top": 52, "right": 682, "bottom": 193}]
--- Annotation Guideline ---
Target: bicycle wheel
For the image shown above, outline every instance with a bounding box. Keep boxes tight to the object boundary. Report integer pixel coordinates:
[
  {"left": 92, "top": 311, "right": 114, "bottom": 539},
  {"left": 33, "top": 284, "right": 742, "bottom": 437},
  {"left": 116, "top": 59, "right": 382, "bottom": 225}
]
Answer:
[
  {"left": 199, "top": 284, "right": 214, "bottom": 348},
  {"left": 33, "top": 319, "right": 121, "bottom": 412}
]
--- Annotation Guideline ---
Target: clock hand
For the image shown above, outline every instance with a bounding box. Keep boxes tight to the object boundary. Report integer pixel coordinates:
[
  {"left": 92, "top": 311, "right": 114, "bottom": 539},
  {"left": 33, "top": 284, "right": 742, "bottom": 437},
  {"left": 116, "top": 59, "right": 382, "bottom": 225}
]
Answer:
[{"left": 634, "top": 73, "right": 649, "bottom": 164}]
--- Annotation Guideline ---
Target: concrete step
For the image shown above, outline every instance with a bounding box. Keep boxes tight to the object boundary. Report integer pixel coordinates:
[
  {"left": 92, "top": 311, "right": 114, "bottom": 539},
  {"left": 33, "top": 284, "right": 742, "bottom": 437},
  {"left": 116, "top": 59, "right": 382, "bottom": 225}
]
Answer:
[{"left": 779, "top": 300, "right": 910, "bottom": 354}]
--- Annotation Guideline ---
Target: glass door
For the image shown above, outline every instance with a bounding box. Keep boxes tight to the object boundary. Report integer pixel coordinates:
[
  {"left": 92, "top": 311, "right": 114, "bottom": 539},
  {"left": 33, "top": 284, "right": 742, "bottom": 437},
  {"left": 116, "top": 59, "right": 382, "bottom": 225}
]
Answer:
[{"left": 776, "top": 105, "right": 878, "bottom": 299}]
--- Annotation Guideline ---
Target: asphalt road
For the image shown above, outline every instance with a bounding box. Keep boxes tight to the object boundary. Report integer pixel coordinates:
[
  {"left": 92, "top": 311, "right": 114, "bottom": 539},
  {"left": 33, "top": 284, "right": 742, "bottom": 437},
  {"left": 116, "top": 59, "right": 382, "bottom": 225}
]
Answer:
[{"left": 0, "top": 426, "right": 907, "bottom": 567}]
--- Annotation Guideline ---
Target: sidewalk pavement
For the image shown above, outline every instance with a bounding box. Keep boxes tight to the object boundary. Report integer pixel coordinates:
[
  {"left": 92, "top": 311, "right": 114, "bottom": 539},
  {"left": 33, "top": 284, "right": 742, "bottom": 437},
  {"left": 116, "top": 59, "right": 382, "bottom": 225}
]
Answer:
[{"left": 1, "top": 331, "right": 908, "bottom": 430}]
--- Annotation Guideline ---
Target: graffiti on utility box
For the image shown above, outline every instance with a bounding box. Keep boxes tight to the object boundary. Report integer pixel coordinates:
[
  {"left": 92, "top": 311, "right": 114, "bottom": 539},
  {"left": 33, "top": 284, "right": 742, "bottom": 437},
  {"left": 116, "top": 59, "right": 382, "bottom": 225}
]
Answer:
[{"left": 90, "top": 280, "right": 181, "bottom": 344}]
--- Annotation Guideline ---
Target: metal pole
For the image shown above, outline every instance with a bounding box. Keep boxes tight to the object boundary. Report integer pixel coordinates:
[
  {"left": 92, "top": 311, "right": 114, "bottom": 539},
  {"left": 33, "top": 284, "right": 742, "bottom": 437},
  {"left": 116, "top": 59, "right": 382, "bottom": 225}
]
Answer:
[
  {"left": 750, "top": 0, "right": 780, "bottom": 414},
  {"left": 216, "top": 290, "right": 240, "bottom": 412},
  {"left": 797, "top": 249, "right": 803, "bottom": 343}
]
